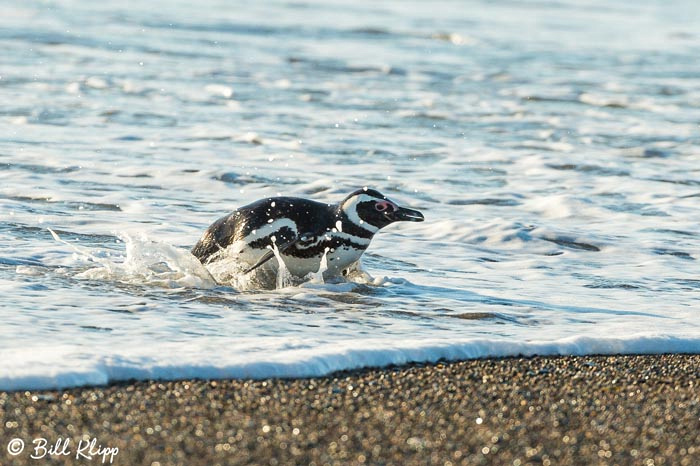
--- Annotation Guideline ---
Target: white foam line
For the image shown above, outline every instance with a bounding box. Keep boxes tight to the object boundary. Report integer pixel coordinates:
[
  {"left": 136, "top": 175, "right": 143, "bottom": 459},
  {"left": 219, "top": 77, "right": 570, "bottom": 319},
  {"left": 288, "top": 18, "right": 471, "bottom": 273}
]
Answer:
[{"left": 1, "top": 334, "right": 699, "bottom": 391}]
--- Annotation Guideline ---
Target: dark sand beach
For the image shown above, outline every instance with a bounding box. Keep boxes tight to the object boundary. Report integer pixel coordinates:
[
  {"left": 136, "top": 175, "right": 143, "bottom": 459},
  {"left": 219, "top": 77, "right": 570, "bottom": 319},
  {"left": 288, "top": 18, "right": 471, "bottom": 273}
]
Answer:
[{"left": 1, "top": 354, "right": 698, "bottom": 465}]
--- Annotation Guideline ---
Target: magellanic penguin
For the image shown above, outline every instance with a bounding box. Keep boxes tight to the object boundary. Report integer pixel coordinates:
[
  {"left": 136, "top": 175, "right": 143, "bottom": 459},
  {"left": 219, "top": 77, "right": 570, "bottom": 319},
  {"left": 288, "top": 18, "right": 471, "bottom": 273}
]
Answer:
[{"left": 191, "top": 188, "right": 424, "bottom": 286}]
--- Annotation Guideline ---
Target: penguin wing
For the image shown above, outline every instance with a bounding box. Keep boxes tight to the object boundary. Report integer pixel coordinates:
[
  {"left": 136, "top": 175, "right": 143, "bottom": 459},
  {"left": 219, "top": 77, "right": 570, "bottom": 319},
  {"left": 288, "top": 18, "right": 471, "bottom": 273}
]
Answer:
[
  {"left": 242, "top": 234, "right": 302, "bottom": 274},
  {"left": 242, "top": 250, "right": 276, "bottom": 274},
  {"left": 242, "top": 231, "right": 321, "bottom": 274}
]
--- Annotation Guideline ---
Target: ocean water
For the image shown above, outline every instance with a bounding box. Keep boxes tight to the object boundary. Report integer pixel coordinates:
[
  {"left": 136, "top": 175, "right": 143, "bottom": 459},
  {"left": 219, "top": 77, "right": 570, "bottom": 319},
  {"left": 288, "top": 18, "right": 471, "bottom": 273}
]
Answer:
[{"left": 1, "top": 0, "right": 700, "bottom": 391}]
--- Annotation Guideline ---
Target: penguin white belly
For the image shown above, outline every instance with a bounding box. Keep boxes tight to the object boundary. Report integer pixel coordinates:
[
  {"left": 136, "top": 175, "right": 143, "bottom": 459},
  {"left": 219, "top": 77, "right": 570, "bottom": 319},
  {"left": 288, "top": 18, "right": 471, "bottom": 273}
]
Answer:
[
  {"left": 325, "top": 246, "right": 365, "bottom": 274},
  {"left": 280, "top": 245, "right": 365, "bottom": 277}
]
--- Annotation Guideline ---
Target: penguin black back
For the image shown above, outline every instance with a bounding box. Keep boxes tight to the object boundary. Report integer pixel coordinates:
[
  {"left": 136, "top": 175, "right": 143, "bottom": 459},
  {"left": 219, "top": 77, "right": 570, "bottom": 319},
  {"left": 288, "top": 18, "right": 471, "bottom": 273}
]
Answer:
[{"left": 191, "top": 197, "right": 335, "bottom": 263}]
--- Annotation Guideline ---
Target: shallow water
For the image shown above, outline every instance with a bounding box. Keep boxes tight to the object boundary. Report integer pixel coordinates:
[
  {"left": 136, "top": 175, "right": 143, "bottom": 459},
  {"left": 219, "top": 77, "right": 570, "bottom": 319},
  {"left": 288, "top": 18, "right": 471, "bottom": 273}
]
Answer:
[{"left": 1, "top": 0, "right": 700, "bottom": 390}]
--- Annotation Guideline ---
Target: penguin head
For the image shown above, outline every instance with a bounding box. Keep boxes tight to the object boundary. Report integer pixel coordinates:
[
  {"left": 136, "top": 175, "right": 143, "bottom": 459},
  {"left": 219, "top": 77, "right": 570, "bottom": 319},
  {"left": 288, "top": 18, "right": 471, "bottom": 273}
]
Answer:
[{"left": 340, "top": 188, "right": 424, "bottom": 231}]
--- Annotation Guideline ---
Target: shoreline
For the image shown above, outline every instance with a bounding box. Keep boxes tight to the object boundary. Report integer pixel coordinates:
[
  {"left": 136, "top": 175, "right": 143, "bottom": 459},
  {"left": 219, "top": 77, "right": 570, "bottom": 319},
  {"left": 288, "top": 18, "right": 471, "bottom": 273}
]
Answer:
[{"left": 1, "top": 354, "right": 698, "bottom": 465}]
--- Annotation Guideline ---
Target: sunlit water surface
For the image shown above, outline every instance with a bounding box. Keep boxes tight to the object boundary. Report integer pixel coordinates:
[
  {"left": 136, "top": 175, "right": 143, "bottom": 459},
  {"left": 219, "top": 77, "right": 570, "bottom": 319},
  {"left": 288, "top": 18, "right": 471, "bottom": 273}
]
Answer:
[{"left": 1, "top": 0, "right": 700, "bottom": 390}]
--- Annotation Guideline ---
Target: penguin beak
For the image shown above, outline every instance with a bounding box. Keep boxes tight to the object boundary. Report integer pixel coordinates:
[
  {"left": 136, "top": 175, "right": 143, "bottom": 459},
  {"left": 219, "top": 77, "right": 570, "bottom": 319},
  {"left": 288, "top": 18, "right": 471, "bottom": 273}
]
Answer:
[{"left": 388, "top": 206, "right": 424, "bottom": 222}]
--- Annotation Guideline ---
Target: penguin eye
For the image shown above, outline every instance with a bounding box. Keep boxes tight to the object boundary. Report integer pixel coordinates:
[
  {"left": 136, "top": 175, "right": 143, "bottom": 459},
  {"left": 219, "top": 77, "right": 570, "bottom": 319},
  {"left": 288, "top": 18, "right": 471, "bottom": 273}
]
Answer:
[{"left": 375, "top": 201, "right": 389, "bottom": 212}]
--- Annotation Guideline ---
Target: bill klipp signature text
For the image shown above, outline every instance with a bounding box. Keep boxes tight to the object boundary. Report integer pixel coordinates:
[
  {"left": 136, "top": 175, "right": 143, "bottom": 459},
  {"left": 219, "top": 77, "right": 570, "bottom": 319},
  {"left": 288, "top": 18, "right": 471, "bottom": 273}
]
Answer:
[{"left": 31, "top": 437, "right": 119, "bottom": 463}]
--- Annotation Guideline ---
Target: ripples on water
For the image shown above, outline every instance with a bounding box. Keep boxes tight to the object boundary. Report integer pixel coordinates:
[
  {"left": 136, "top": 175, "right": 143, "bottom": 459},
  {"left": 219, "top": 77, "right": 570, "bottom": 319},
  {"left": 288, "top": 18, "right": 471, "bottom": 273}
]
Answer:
[{"left": 1, "top": 0, "right": 699, "bottom": 389}]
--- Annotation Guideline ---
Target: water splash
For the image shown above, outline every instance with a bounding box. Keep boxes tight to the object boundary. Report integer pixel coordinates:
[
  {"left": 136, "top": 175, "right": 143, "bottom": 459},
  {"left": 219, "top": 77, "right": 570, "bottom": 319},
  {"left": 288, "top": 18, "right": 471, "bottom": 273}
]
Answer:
[
  {"left": 48, "top": 228, "right": 116, "bottom": 273},
  {"left": 270, "top": 239, "right": 293, "bottom": 289},
  {"left": 307, "top": 247, "right": 330, "bottom": 284},
  {"left": 50, "top": 229, "right": 217, "bottom": 289},
  {"left": 202, "top": 240, "right": 258, "bottom": 290}
]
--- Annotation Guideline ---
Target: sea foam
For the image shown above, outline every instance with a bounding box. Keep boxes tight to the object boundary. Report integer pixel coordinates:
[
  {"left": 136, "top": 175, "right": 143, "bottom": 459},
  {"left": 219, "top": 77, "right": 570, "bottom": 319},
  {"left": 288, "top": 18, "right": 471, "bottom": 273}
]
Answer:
[{"left": 2, "top": 334, "right": 699, "bottom": 391}]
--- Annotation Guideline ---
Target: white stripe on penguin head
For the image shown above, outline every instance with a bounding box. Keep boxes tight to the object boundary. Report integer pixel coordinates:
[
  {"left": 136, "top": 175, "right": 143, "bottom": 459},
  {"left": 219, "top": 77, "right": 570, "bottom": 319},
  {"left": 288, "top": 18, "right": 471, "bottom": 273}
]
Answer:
[{"left": 341, "top": 193, "right": 382, "bottom": 233}]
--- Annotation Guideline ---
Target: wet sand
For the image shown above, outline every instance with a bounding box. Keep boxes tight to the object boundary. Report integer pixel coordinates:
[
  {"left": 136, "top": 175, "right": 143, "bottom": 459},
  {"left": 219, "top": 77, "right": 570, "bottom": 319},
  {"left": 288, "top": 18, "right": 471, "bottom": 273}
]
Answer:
[{"left": 1, "top": 354, "right": 698, "bottom": 465}]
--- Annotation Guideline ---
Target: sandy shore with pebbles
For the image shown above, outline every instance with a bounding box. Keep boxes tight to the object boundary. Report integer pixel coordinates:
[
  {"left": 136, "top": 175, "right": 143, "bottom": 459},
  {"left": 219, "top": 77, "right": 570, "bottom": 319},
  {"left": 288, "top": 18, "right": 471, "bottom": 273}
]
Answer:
[{"left": 1, "top": 354, "right": 698, "bottom": 465}]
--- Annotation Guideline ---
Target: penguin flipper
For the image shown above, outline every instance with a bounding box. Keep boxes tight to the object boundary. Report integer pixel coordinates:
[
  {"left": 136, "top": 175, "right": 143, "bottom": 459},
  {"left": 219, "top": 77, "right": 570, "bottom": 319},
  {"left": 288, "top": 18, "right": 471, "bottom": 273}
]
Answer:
[
  {"left": 242, "top": 250, "right": 276, "bottom": 274},
  {"left": 242, "top": 231, "right": 323, "bottom": 275},
  {"left": 242, "top": 235, "right": 304, "bottom": 275}
]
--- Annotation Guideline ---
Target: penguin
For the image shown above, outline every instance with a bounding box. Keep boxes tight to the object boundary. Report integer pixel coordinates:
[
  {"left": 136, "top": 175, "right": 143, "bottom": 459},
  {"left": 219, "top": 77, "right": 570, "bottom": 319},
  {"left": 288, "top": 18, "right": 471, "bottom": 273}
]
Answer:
[{"left": 191, "top": 188, "right": 424, "bottom": 284}]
